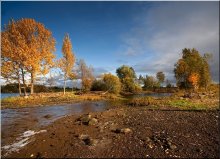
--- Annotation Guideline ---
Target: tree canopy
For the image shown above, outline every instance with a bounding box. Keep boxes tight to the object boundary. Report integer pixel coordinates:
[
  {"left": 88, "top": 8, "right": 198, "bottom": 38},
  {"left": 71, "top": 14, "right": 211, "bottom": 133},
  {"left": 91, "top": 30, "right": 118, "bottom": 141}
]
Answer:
[
  {"left": 103, "top": 73, "right": 121, "bottom": 94},
  {"left": 174, "top": 48, "right": 211, "bottom": 89},
  {"left": 143, "top": 75, "right": 160, "bottom": 90},
  {"left": 156, "top": 72, "right": 165, "bottom": 86},
  {"left": 58, "top": 34, "right": 75, "bottom": 94},
  {"left": 116, "top": 65, "right": 140, "bottom": 93},
  {"left": 1, "top": 18, "right": 56, "bottom": 95}
]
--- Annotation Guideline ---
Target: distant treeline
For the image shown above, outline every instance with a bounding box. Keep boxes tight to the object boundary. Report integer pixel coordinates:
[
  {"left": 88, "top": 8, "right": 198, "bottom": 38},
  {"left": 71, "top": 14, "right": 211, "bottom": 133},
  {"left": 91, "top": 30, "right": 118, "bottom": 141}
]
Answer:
[{"left": 1, "top": 83, "right": 79, "bottom": 93}]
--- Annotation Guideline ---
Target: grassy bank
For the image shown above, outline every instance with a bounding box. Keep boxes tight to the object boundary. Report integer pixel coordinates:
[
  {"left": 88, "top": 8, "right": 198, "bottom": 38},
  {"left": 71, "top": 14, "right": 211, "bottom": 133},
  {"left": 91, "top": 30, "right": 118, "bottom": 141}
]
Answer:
[
  {"left": 1, "top": 90, "right": 219, "bottom": 110},
  {"left": 128, "top": 92, "right": 219, "bottom": 110},
  {"left": 1, "top": 92, "right": 125, "bottom": 109}
]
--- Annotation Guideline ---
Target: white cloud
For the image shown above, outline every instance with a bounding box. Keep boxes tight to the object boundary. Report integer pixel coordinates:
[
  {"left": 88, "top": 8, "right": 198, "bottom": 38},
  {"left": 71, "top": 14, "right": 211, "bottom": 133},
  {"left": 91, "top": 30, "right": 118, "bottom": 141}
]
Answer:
[{"left": 119, "top": 2, "right": 219, "bottom": 82}]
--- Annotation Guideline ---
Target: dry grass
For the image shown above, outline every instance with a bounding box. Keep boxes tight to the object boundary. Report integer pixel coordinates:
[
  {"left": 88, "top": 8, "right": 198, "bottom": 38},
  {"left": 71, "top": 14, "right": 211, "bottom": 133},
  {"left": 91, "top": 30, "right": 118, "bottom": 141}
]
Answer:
[{"left": 1, "top": 92, "right": 124, "bottom": 109}]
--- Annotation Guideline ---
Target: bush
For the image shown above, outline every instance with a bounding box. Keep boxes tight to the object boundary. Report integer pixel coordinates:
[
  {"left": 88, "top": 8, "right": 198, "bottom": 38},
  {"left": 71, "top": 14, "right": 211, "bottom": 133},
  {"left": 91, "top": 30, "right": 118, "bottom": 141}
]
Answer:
[
  {"left": 91, "top": 74, "right": 121, "bottom": 94},
  {"left": 103, "top": 73, "right": 121, "bottom": 94},
  {"left": 91, "top": 80, "right": 106, "bottom": 91}
]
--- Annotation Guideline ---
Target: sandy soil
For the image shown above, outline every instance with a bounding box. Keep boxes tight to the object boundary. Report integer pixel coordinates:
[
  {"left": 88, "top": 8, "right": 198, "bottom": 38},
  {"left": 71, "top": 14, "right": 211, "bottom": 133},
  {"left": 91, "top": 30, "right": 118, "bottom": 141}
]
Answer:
[{"left": 4, "top": 107, "right": 220, "bottom": 158}]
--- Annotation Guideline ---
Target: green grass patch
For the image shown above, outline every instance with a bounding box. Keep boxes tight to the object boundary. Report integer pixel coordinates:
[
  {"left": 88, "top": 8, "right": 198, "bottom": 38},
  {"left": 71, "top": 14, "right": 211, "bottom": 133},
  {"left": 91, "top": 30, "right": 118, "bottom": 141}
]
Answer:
[{"left": 168, "top": 99, "right": 207, "bottom": 110}]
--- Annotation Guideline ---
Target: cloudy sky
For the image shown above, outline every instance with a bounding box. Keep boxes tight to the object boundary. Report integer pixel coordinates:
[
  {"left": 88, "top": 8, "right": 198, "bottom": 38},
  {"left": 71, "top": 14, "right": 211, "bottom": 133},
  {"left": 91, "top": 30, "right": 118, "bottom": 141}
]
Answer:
[{"left": 1, "top": 1, "right": 219, "bottom": 86}]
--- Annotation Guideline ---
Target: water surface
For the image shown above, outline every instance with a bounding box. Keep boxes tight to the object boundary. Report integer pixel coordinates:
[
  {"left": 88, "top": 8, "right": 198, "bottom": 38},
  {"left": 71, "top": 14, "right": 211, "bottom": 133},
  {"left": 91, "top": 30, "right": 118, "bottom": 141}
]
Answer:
[
  {"left": 1, "top": 92, "right": 171, "bottom": 153},
  {"left": 1, "top": 93, "right": 20, "bottom": 99},
  {"left": 1, "top": 101, "right": 112, "bottom": 147}
]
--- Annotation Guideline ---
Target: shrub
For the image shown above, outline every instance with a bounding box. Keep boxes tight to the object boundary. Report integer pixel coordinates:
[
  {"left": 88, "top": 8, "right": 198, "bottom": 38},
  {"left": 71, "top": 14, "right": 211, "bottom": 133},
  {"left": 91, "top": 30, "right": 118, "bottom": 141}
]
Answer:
[
  {"left": 103, "top": 73, "right": 121, "bottom": 94},
  {"left": 91, "top": 80, "right": 106, "bottom": 91}
]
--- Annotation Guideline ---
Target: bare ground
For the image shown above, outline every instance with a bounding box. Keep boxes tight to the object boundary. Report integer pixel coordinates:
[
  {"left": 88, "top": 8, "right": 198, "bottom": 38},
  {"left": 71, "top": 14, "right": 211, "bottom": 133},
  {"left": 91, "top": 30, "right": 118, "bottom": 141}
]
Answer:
[{"left": 4, "top": 107, "right": 220, "bottom": 158}]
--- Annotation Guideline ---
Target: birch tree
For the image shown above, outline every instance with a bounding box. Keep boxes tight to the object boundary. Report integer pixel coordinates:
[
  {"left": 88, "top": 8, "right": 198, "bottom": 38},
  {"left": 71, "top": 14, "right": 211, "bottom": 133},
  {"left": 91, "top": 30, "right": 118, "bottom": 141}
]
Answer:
[
  {"left": 59, "top": 34, "right": 75, "bottom": 94},
  {"left": 1, "top": 18, "right": 56, "bottom": 95}
]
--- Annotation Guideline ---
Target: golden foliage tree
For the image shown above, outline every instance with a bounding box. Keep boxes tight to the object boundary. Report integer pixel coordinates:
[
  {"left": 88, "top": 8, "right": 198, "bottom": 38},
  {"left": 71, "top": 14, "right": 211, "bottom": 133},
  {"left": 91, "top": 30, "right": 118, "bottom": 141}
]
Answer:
[
  {"left": 103, "top": 73, "right": 121, "bottom": 94},
  {"left": 174, "top": 48, "right": 211, "bottom": 89},
  {"left": 188, "top": 73, "right": 200, "bottom": 90},
  {"left": 1, "top": 18, "right": 56, "bottom": 95},
  {"left": 58, "top": 34, "right": 75, "bottom": 94}
]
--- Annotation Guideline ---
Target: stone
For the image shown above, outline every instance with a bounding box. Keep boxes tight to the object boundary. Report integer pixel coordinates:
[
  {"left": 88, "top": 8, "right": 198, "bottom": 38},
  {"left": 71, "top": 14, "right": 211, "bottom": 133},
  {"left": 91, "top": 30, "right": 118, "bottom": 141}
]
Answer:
[
  {"left": 81, "top": 115, "right": 92, "bottom": 125},
  {"left": 79, "top": 134, "right": 98, "bottom": 146},
  {"left": 147, "top": 142, "right": 154, "bottom": 149},
  {"left": 88, "top": 118, "right": 98, "bottom": 125},
  {"left": 24, "top": 95, "right": 29, "bottom": 99},
  {"left": 112, "top": 128, "right": 121, "bottom": 133},
  {"left": 43, "top": 114, "right": 52, "bottom": 119},
  {"left": 79, "top": 134, "right": 89, "bottom": 140},
  {"left": 90, "top": 139, "right": 99, "bottom": 146},
  {"left": 121, "top": 128, "right": 132, "bottom": 134},
  {"left": 168, "top": 142, "right": 177, "bottom": 150}
]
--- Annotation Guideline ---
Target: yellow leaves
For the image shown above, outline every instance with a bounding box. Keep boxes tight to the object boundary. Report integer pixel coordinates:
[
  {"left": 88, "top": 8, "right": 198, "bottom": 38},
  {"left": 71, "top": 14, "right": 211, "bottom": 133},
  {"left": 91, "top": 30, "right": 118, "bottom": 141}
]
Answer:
[
  {"left": 2, "top": 18, "right": 56, "bottom": 77},
  {"left": 68, "top": 72, "right": 76, "bottom": 80},
  {"left": 59, "top": 34, "right": 75, "bottom": 78},
  {"left": 188, "top": 72, "right": 200, "bottom": 89},
  {"left": 177, "top": 59, "right": 188, "bottom": 74}
]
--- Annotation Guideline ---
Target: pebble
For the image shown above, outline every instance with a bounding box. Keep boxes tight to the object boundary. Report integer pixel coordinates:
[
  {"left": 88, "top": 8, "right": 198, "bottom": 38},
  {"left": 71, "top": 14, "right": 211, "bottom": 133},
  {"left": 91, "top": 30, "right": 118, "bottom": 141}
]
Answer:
[
  {"left": 121, "top": 128, "right": 132, "bottom": 134},
  {"left": 148, "top": 143, "right": 154, "bottom": 149},
  {"left": 88, "top": 118, "right": 98, "bottom": 125}
]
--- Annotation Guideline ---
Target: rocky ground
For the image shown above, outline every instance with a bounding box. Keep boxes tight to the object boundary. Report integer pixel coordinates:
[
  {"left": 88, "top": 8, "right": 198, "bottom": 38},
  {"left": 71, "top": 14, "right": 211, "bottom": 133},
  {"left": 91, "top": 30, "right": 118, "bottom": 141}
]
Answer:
[{"left": 5, "top": 106, "right": 219, "bottom": 158}]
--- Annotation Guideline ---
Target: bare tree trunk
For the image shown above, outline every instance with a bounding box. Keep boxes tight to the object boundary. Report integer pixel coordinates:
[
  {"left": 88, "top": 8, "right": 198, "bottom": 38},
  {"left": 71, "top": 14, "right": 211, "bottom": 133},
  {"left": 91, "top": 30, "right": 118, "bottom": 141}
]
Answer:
[
  {"left": 30, "top": 72, "right": 34, "bottom": 94},
  {"left": 15, "top": 64, "right": 22, "bottom": 96},
  {"left": 18, "top": 78, "right": 22, "bottom": 96},
  {"left": 72, "top": 81, "right": 74, "bottom": 92},
  {"left": 64, "top": 75, "right": 66, "bottom": 95},
  {"left": 16, "top": 71, "right": 22, "bottom": 96},
  {"left": 21, "top": 68, "right": 27, "bottom": 96}
]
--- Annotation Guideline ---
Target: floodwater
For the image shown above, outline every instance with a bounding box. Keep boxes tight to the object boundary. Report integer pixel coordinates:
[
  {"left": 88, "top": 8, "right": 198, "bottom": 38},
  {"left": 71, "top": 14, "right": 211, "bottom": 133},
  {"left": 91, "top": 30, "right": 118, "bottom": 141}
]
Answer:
[
  {"left": 1, "top": 92, "right": 172, "bottom": 156},
  {"left": 1, "top": 93, "right": 20, "bottom": 99},
  {"left": 1, "top": 101, "right": 112, "bottom": 147}
]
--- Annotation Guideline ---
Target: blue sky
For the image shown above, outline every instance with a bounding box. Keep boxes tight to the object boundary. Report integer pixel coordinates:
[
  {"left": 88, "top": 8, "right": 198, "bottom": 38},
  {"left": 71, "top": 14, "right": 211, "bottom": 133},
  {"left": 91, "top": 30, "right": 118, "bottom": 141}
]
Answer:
[{"left": 1, "top": 1, "right": 219, "bottom": 85}]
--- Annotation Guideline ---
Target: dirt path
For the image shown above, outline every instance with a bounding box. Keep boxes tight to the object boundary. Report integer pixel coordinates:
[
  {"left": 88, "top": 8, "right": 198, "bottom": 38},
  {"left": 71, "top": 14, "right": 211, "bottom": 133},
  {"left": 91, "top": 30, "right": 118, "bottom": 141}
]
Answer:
[{"left": 4, "top": 107, "right": 220, "bottom": 158}]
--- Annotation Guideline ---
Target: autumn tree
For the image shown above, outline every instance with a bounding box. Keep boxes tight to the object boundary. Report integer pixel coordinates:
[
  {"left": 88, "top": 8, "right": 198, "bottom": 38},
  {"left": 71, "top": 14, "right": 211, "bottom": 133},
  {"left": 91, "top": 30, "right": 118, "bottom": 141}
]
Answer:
[
  {"left": 188, "top": 72, "right": 199, "bottom": 91},
  {"left": 103, "top": 73, "right": 121, "bottom": 94},
  {"left": 156, "top": 71, "right": 165, "bottom": 87},
  {"left": 1, "top": 18, "right": 56, "bottom": 95},
  {"left": 143, "top": 75, "right": 160, "bottom": 90},
  {"left": 174, "top": 48, "right": 212, "bottom": 89},
  {"left": 77, "top": 59, "right": 94, "bottom": 92},
  {"left": 58, "top": 34, "right": 75, "bottom": 94},
  {"left": 116, "top": 65, "right": 141, "bottom": 93}
]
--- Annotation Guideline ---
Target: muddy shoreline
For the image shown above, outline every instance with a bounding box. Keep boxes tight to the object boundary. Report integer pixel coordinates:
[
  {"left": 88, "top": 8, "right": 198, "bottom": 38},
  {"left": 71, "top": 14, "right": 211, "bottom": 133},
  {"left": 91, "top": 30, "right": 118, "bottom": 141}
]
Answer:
[{"left": 3, "top": 106, "right": 219, "bottom": 158}]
